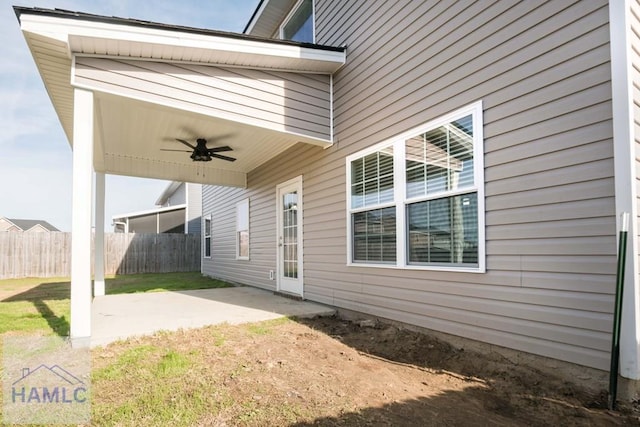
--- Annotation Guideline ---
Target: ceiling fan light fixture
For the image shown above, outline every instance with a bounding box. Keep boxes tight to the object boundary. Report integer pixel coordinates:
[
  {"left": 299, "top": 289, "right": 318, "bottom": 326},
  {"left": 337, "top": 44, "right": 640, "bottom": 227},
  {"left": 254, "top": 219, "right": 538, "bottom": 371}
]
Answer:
[
  {"left": 191, "top": 152, "right": 212, "bottom": 162},
  {"left": 163, "top": 137, "right": 236, "bottom": 162}
]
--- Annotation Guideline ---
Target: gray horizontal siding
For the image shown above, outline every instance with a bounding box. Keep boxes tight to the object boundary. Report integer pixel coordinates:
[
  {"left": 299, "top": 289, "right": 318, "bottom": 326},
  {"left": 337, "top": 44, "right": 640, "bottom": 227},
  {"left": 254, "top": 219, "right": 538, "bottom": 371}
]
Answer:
[
  {"left": 201, "top": 186, "right": 270, "bottom": 287},
  {"left": 73, "top": 57, "right": 331, "bottom": 141},
  {"left": 202, "top": 0, "right": 616, "bottom": 371}
]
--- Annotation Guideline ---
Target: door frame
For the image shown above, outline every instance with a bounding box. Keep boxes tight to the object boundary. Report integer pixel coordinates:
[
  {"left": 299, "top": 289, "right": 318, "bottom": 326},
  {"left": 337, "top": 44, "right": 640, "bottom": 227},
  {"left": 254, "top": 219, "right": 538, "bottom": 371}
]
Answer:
[{"left": 275, "top": 175, "right": 304, "bottom": 296}]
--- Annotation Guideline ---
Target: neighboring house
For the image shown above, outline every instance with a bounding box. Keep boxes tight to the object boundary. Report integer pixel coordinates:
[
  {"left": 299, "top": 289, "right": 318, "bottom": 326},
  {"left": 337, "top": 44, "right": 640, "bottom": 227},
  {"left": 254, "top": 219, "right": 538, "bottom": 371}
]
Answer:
[
  {"left": 112, "top": 181, "right": 202, "bottom": 234},
  {"left": 14, "top": 0, "right": 640, "bottom": 400},
  {"left": 0, "top": 217, "right": 60, "bottom": 233}
]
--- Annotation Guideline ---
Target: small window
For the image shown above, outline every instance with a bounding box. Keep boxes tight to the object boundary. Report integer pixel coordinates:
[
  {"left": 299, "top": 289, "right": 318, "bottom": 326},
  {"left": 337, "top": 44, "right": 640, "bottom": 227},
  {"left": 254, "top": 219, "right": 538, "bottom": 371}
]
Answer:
[
  {"left": 346, "top": 101, "right": 485, "bottom": 272},
  {"left": 280, "top": 0, "right": 314, "bottom": 43},
  {"left": 236, "top": 199, "right": 249, "bottom": 260},
  {"left": 204, "top": 215, "right": 211, "bottom": 258}
]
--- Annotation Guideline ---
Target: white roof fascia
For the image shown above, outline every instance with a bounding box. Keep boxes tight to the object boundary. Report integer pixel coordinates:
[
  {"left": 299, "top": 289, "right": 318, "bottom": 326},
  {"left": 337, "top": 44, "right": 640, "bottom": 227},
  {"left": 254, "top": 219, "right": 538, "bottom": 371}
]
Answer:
[{"left": 19, "top": 13, "right": 345, "bottom": 73}]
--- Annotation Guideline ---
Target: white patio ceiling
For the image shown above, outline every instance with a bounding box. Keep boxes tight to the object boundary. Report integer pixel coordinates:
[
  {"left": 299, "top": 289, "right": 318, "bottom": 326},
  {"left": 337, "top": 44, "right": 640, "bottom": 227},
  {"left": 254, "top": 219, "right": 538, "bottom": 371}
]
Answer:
[{"left": 15, "top": 7, "right": 346, "bottom": 187}]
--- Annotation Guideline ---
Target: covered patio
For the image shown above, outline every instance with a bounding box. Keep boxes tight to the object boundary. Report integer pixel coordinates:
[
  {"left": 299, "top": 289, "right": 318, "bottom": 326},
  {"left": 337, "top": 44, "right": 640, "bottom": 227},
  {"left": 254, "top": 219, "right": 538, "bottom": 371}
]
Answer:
[{"left": 14, "top": 7, "right": 345, "bottom": 345}]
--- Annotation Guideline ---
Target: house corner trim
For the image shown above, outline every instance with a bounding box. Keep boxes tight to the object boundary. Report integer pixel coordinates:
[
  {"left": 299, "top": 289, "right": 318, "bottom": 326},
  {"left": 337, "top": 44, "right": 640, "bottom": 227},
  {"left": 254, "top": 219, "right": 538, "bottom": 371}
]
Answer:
[{"left": 609, "top": 0, "right": 640, "bottom": 381}]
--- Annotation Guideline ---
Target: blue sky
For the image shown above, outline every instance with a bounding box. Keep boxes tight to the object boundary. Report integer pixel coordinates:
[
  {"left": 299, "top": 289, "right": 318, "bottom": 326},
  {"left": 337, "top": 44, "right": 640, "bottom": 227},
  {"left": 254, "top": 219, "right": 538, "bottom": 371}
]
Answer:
[{"left": 1, "top": 0, "right": 259, "bottom": 231}]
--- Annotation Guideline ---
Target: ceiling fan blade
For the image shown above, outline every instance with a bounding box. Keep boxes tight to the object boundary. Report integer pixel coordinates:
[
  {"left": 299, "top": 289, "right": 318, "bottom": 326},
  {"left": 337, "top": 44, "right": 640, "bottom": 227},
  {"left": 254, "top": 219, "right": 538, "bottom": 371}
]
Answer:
[
  {"left": 208, "top": 146, "right": 233, "bottom": 153},
  {"left": 176, "top": 138, "right": 196, "bottom": 149},
  {"left": 161, "top": 149, "right": 192, "bottom": 153},
  {"left": 211, "top": 153, "right": 236, "bottom": 162}
]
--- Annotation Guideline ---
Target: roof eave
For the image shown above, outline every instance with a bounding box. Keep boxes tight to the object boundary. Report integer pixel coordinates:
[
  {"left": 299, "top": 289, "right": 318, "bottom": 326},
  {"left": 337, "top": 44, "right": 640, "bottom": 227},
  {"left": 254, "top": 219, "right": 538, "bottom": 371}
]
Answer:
[{"left": 15, "top": 6, "right": 345, "bottom": 73}]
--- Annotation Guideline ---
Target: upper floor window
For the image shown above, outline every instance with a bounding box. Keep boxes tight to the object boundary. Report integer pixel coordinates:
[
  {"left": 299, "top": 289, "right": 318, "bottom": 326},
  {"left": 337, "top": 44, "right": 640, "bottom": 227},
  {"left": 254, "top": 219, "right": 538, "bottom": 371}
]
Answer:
[
  {"left": 346, "top": 101, "right": 485, "bottom": 272},
  {"left": 280, "top": 0, "right": 314, "bottom": 43}
]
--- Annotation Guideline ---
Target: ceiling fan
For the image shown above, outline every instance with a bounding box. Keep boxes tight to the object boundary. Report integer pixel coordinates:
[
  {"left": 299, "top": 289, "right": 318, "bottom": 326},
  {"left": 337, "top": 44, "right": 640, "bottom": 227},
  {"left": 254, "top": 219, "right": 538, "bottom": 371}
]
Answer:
[{"left": 161, "top": 138, "right": 236, "bottom": 162}]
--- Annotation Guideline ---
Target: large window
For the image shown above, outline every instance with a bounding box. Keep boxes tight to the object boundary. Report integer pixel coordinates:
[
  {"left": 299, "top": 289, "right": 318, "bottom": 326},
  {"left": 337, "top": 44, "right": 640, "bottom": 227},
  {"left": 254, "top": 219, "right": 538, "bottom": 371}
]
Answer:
[
  {"left": 280, "top": 0, "right": 314, "bottom": 43},
  {"left": 346, "top": 102, "right": 485, "bottom": 272},
  {"left": 236, "top": 198, "right": 249, "bottom": 260},
  {"left": 204, "top": 215, "right": 211, "bottom": 258}
]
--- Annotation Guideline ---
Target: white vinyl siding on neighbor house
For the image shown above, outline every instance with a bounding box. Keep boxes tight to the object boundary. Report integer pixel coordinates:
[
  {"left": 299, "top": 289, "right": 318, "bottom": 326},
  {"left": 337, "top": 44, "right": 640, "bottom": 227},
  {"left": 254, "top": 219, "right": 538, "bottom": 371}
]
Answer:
[
  {"left": 203, "top": 0, "right": 616, "bottom": 371},
  {"left": 346, "top": 102, "right": 484, "bottom": 272},
  {"left": 166, "top": 183, "right": 186, "bottom": 206}
]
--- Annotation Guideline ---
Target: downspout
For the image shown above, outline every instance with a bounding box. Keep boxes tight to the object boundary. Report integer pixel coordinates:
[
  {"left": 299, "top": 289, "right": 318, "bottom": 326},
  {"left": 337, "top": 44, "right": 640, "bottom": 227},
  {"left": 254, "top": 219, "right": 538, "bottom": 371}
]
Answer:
[{"left": 330, "top": 74, "right": 334, "bottom": 144}]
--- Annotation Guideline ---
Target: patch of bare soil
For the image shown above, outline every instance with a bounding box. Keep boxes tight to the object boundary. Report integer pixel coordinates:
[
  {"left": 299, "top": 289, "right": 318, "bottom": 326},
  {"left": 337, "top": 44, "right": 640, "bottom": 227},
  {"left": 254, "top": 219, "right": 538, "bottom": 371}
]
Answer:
[
  {"left": 295, "top": 316, "right": 640, "bottom": 426},
  {"left": 93, "top": 315, "right": 640, "bottom": 426}
]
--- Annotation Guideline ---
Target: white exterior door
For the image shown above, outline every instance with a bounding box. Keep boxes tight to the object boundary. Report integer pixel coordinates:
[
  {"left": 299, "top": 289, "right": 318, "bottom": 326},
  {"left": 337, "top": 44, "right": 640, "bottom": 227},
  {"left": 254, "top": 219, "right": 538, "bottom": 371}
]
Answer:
[{"left": 276, "top": 176, "right": 303, "bottom": 296}]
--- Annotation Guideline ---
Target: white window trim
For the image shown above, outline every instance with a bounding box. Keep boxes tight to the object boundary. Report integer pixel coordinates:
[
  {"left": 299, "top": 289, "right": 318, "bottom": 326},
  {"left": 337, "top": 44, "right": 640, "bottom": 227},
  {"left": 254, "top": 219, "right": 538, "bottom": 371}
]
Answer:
[
  {"left": 346, "top": 101, "right": 486, "bottom": 273},
  {"left": 279, "top": 0, "right": 315, "bottom": 43},
  {"left": 236, "top": 198, "right": 250, "bottom": 261},
  {"left": 203, "top": 214, "right": 212, "bottom": 259}
]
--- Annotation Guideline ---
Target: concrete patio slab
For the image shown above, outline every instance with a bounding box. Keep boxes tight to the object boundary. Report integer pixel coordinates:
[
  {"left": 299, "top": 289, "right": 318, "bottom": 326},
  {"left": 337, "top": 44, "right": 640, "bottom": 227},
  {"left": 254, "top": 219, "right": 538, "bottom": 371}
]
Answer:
[{"left": 91, "top": 286, "right": 335, "bottom": 347}]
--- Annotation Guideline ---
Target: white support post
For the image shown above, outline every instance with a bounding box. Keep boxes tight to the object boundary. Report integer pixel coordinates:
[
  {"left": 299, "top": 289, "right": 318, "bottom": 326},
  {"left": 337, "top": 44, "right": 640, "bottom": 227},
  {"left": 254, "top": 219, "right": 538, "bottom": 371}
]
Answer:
[
  {"left": 70, "top": 88, "right": 94, "bottom": 346},
  {"left": 610, "top": 0, "right": 640, "bottom": 381},
  {"left": 185, "top": 184, "right": 189, "bottom": 234},
  {"left": 94, "top": 172, "right": 105, "bottom": 297}
]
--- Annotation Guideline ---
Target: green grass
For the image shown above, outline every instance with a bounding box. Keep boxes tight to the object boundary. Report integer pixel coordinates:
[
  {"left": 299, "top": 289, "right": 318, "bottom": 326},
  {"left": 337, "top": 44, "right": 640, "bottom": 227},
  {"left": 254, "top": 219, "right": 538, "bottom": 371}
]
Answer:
[
  {"left": 246, "top": 316, "right": 292, "bottom": 335},
  {"left": 0, "top": 272, "right": 232, "bottom": 337},
  {"left": 155, "top": 349, "right": 191, "bottom": 377},
  {"left": 0, "top": 276, "right": 71, "bottom": 336},
  {"left": 105, "top": 272, "right": 230, "bottom": 294},
  {"left": 92, "top": 340, "right": 218, "bottom": 426},
  {"left": 93, "top": 345, "right": 159, "bottom": 381},
  {"left": 0, "top": 300, "right": 70, "bottom": 335}
]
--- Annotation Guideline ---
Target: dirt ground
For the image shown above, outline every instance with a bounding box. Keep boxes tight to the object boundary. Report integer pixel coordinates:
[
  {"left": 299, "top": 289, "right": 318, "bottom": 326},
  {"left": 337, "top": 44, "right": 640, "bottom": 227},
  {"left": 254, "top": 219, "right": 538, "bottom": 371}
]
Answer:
[
  {"left": 294, "top": 316, "right": 640, "bottom": 426},
  {"left": 93, "top": 315, "right": 640, "bottom": 426}
]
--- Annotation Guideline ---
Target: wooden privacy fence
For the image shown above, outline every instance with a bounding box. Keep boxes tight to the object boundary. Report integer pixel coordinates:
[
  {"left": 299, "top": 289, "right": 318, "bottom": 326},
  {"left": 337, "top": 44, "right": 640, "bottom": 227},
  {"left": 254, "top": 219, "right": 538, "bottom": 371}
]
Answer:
[{"left": 0, "top": 232, "right": 201, "bottom": 279}]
